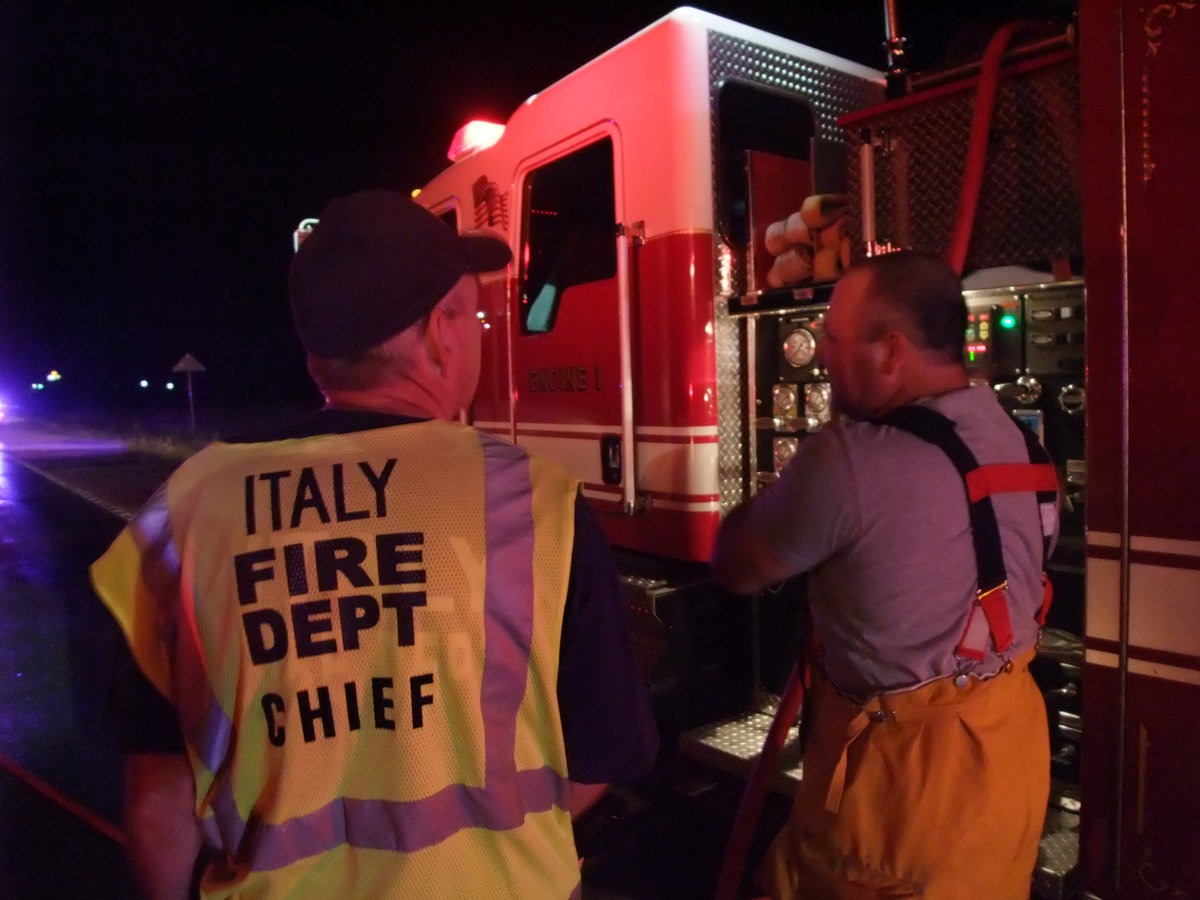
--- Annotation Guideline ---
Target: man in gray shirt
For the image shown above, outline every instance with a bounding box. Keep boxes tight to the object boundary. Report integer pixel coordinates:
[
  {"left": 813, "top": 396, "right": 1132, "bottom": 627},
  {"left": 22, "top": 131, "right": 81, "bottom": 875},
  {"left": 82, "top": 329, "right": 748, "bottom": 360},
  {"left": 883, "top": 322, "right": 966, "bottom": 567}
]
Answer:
[{"left": 711, "top": 250, "right": 1056, "bottom": 900}]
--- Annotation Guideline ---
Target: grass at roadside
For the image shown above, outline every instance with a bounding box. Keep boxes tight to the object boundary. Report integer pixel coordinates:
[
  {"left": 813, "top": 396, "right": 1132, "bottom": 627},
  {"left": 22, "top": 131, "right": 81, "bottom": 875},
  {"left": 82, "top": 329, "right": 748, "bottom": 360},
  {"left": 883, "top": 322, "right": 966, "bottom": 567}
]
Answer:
[{"left": 29, "top": 404, "right": 318, "bottom": 460}]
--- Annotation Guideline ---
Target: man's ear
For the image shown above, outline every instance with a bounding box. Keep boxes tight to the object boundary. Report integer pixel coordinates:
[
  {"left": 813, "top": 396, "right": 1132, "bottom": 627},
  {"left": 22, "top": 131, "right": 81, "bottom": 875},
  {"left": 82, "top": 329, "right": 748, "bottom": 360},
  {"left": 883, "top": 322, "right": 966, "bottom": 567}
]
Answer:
[
  {"left": 423, "top": 307, "right": 453, "bottom": 376},
  {"left": 879, "top": 329, "right": 908, "bottom": 376}
]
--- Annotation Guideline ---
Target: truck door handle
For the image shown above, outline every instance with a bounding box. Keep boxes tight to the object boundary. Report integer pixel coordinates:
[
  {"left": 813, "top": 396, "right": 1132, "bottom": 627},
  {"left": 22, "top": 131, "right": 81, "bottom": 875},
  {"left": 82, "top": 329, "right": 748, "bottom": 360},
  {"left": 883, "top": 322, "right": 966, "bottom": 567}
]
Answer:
[{"left": 601, "top": 435, "right": 623, "bottom": 485}]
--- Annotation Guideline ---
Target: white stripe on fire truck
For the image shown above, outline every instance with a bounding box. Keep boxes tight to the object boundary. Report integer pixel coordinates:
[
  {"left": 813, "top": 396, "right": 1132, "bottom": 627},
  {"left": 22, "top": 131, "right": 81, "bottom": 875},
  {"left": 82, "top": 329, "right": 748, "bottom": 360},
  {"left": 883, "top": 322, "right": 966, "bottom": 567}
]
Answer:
[
  {"left": 641, "top": 497, "right": 722, "bottom": 513},
  {"left": 516, "top": 423, "right": 612, "bottom": 437},
  {"left": 1085, "top": 543, "right": 1200, "bottom": 678},
  {"left": 473, "top": 421, "right": 719, "bottom": 441},
  {"left": 580, "top": 485, "right": 721, "bottom": 505},
  {"left": 1083, "top": 649, "right": 1200, "bottom": 686},
  {"left": 1088, "top": 532, "right": 1200, "bottom": 557},
  {"left": 514, "top": 434, "right": 720, "bottom": 498},
  {"left": 633, "top": 425, "right": 720, "bottom": 439},
  {"left": 579, "top": 485, "right": 721, "bottom": 512},
  {"left": 473, "top": 422, "right": 516, "bottom": 439}
]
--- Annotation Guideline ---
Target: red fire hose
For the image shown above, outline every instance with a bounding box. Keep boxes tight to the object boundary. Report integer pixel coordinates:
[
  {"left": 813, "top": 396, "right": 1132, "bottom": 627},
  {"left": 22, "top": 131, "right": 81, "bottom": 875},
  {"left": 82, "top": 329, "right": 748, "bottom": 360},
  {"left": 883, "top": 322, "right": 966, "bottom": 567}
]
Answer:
[
  {"left": 946, "top": 20, "right": 1045, "bottom": 275},
  {"left": 714, "top": 663, "right": 806, "bottom": 900}
]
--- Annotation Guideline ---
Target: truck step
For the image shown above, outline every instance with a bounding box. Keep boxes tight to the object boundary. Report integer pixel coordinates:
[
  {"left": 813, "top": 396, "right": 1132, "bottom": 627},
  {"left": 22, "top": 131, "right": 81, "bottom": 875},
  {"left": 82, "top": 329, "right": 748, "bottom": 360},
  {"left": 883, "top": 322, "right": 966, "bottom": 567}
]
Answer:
[{"left": 678, "top": 702, "right": 804, "bottom": 796}]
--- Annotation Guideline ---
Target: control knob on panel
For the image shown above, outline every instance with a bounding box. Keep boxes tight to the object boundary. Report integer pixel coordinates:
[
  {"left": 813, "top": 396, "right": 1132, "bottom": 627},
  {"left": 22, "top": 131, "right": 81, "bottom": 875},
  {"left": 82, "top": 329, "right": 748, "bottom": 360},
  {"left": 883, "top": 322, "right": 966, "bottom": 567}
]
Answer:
[
  {"left": 994, "top": 374, "right": 1042, "bottom": 407},
  {"left": 1058, "top": 384, "right": 1085, "bottom": 415}
]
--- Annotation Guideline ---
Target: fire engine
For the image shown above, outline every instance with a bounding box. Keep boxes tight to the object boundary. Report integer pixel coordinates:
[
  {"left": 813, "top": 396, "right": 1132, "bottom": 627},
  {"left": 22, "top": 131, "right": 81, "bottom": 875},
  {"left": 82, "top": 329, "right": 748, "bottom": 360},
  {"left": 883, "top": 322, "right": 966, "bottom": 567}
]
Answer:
[{"left": 299, "top": 3, "right": 1200, "bottom": 895}]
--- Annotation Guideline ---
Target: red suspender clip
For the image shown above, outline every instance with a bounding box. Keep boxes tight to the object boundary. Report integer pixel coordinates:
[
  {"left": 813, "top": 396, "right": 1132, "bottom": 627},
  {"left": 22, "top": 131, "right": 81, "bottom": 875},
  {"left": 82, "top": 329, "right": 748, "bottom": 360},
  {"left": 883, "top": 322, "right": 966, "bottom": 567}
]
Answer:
[{"left": 957, "top": 581, "right": 1017, "bottom": 660}]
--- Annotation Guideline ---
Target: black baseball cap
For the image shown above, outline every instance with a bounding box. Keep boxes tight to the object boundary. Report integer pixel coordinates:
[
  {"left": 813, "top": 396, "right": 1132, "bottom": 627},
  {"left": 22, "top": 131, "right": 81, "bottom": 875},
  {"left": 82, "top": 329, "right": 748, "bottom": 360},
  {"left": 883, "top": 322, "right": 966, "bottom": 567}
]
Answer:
[{"left": 289, "top": 189, "right": 511, "bottom": 358}]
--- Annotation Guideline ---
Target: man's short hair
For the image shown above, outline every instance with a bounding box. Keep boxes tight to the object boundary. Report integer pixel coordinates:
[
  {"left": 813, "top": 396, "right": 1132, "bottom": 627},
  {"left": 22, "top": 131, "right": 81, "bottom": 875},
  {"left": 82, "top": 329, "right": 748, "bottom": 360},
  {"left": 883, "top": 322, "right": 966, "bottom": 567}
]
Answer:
[
  {"left": 853, "top": 250, "right": 967, "bottom": 363},
  {"left": 306, "top": 329, "right": 423, "bottom": 392},
  {"left": 306, "top": 286, "right": 475, "bottom": 393}
]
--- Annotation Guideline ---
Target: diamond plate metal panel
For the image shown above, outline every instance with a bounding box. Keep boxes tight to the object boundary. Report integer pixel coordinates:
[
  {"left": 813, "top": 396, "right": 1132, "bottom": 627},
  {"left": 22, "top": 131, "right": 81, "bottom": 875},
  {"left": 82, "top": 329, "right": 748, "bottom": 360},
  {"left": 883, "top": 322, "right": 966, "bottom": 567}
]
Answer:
[
  {"left": 714, "top": 296, "right": 748, "bottom": 511},
  {"left": 680, "top": 707, "right": 805, "bottom": 791},
  {"left": 846, "top": 55, "right": 1082, "bottom": 271},
  {"left": 708, "top": 30, "right": 883, "bottom": 510},
  {"left": 1033, "top": 806, "right": 1082, "bottom": 900},
  {"left": 709, "top": 35, "right": 885, "bottom": 144}
]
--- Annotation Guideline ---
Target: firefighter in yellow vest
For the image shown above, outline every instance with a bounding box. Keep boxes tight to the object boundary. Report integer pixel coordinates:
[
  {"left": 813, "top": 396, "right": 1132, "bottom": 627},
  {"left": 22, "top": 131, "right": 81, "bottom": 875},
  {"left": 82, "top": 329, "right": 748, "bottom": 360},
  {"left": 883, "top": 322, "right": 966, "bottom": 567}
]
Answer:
[
  {"left": 711, "top": 251, "right": 1056, "bottom": 899},
  {"left": 92, "top": 190, "right": 658, "bottom": 899}
]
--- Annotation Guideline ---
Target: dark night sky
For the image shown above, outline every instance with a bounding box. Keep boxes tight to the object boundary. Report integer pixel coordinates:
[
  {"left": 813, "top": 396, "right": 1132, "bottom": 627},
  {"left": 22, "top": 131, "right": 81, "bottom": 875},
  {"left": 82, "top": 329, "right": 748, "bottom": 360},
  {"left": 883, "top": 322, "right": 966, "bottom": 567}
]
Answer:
[{"left": 0, "top": 2, "right": 1070, "bottom": 413}]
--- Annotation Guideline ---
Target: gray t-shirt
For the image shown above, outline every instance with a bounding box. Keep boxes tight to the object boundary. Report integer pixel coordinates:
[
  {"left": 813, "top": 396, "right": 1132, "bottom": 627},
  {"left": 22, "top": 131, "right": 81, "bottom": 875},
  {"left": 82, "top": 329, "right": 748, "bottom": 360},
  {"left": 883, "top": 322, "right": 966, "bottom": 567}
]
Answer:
[{"left": 752, "top": 385, "right": 1055, "bottom": 702}]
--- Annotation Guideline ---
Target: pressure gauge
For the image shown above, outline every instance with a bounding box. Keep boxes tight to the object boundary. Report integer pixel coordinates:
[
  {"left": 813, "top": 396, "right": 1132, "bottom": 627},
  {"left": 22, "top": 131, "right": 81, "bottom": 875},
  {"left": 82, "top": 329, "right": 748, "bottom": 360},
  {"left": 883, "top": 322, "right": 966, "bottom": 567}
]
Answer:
[
  {"left": 805, "top": 382, "right": 831, "bottom": 415},
  {"left": 805, "top": 382, "right": 833, "bottom": 432},
  {"left": 782, "top": 327, "right": 817, "bottom": 368},
  {"left": 774, "top": 437, "right": 799, "bottom": 471},
  {"left": 772, "top": 383, "right": 799, "bottom": 418}
]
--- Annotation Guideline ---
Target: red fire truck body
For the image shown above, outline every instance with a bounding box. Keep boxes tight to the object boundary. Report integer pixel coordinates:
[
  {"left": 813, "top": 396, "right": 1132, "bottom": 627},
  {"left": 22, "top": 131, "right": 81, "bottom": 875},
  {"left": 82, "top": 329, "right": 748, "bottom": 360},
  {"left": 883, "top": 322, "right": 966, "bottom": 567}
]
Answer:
[
  {"left": 390, "top": 3, "right": 1200, "bottom": 895},
  {"left": 1076, "top": 3, "right": 1200, "bottom": 897},
  {"left": 418, "top": 10, "right": 882, "bottom": 564}
]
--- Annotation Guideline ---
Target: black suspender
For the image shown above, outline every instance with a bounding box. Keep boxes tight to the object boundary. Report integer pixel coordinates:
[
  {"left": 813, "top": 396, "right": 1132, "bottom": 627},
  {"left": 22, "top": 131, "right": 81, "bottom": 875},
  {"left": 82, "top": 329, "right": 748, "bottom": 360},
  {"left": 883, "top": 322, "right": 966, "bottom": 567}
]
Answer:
[{"left": 875, "top": 404, "right": 1058, "bottom": 659}]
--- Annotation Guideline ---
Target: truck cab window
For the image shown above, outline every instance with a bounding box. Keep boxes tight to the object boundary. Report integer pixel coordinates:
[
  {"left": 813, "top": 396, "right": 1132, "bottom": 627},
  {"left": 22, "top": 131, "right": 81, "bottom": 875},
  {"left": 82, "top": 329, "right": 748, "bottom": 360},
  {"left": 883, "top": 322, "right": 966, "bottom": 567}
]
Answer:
[{"left": 520, "top": 138, "right": 617, "bottom": 334}]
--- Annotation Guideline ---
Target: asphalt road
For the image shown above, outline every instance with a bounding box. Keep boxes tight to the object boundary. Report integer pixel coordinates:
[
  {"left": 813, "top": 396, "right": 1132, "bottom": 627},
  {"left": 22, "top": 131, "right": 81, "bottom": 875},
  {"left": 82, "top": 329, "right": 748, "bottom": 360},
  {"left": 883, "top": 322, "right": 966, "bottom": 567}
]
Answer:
[{"left": 0, "top": 421, "right": 154, "bottom": 898}]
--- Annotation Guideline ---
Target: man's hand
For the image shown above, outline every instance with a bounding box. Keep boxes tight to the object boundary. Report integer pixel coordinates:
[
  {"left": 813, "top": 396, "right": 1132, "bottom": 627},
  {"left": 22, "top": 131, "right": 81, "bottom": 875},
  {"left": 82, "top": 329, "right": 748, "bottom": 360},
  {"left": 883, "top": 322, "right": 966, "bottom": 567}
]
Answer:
[
  {"left": 710, "top": 501, "right": 798, "bottom": 595},
  {"left": 124, "top": 753, "right": 203, "bottom": 900},
  {"left": 566, "top": 781, "right": 609, "bottom": 820}
]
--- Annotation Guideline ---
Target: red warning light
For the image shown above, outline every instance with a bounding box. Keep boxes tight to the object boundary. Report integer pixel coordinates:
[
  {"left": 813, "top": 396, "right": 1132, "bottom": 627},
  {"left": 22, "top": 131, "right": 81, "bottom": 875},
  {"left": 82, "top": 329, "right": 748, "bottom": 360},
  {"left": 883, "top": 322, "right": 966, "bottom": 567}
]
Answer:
[{"left": 447, "top": 121, "right": 505, "bottom": 161}]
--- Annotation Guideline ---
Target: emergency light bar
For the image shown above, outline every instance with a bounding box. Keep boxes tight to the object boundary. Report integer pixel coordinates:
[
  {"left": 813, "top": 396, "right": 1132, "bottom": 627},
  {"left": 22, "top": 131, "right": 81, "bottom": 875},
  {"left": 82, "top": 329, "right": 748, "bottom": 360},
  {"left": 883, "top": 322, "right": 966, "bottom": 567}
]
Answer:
[{"left": 447, "top": 120, "right": 505, "bottom": 162}]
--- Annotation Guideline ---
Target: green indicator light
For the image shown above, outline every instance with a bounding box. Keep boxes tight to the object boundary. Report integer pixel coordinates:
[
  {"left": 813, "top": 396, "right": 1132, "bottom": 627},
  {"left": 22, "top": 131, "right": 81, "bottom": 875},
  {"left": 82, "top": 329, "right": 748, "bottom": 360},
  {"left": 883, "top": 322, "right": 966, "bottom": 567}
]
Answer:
[{"left": 1000, "top": 314, "right": 1017, "bottom": 329}]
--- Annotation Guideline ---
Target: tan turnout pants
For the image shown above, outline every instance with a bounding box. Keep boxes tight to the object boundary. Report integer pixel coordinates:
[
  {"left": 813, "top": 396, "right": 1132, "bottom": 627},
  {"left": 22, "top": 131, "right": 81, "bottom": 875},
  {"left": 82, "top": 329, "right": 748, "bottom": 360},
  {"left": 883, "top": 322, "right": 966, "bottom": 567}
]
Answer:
[{"left": 758, "top": 649, "right": 1049, "bottom": 899}]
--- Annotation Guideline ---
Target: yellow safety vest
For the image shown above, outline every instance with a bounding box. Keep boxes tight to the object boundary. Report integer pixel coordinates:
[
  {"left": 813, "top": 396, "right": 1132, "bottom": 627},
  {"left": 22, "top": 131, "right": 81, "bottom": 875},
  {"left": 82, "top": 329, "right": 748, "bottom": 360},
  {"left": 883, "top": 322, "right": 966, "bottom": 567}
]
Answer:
[{"left": 92, "top": 420, "right": 582, "bottom": 899}]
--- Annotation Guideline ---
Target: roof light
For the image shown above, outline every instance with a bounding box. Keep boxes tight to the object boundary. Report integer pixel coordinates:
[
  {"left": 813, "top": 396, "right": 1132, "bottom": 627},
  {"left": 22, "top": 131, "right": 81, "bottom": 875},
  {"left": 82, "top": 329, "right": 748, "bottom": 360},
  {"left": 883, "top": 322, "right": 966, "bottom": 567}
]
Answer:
[
  {"left": 293, "top": 218, "right": 318, "bottom": 253},
  {"left": 447, "top": 120, "right": 505, "bottom": 162}
]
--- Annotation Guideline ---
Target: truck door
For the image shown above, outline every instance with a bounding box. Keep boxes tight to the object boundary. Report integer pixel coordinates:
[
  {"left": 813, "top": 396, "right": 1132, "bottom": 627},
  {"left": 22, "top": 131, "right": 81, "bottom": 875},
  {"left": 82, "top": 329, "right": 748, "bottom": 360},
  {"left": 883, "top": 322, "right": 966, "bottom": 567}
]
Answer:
[{"left": 512, "top": 132, "right": 628, "bottom": 510}]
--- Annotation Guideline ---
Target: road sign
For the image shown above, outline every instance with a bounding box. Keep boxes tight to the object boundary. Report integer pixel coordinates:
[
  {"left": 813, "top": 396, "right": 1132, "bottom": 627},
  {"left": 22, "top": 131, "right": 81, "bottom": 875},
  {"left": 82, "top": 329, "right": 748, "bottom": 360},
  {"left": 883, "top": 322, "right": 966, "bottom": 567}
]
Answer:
[
  {"left": 170, "top": 353, "right": 205, "bottom": 430},
  {"left": 171, "top": 353, "right": 206, "bottom": 373}
]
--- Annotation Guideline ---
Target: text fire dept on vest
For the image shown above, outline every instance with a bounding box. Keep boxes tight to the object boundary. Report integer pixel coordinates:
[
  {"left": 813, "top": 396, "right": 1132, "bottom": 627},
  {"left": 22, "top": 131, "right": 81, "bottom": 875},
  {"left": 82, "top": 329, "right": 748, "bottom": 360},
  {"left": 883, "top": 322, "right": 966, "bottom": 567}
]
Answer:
[{"left": 235, "top": 456, "right": 439, "bottom": 747}]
